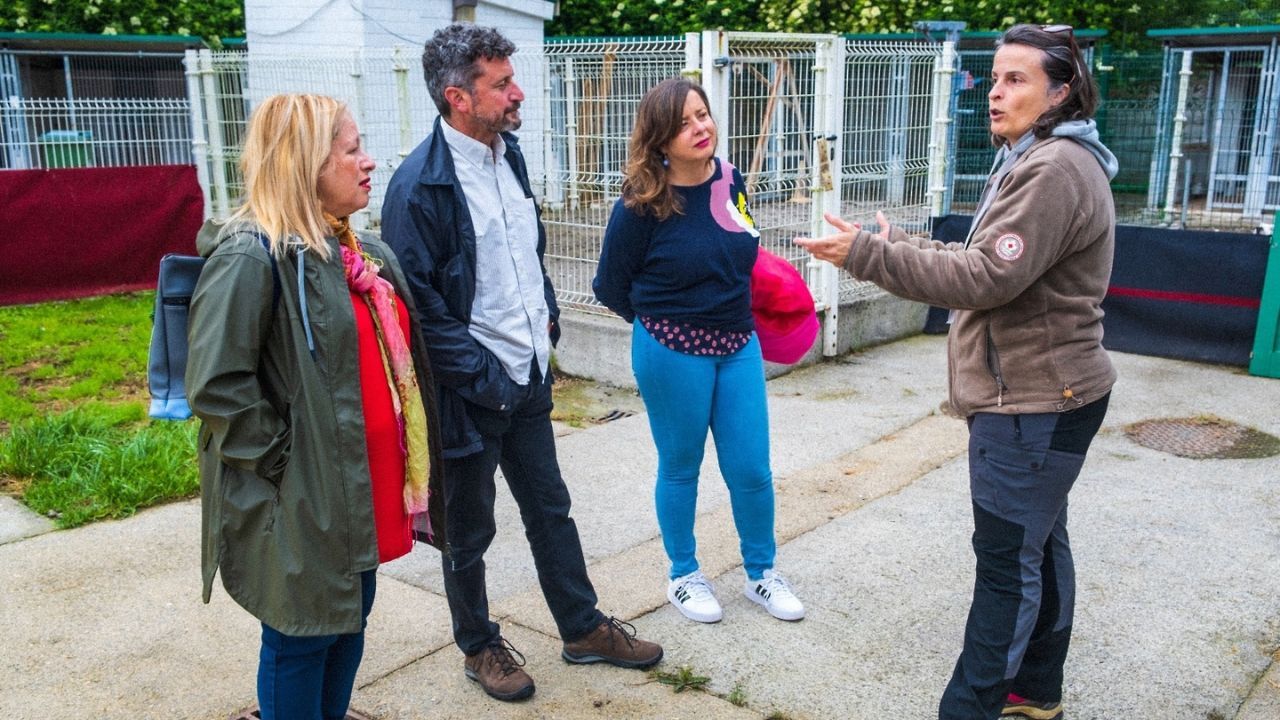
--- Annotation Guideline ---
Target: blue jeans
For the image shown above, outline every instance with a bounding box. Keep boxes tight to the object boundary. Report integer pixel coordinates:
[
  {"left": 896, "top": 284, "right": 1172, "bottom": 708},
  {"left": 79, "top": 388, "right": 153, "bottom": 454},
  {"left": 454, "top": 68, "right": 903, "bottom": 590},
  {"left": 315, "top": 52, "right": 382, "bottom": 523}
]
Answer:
[
  {"left": 258, "top": 569, "right": 376, "bottom": 720},
  {"left": 939, "top": 394, "right": 1109, "bottom": 719},
  {"left": 440, "top": 366, "right": 604, "bottom": 654},
  {"left": 631, "top": 321, "right": 776, "bottom": 581}
]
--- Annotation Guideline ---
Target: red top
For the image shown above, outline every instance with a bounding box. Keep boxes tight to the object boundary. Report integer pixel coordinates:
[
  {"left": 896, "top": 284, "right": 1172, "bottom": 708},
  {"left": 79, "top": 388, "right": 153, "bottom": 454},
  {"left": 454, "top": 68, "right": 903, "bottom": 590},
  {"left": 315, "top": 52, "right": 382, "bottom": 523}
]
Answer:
[{"left": 350, "top": 289, "right": 414, "bottom": 563}]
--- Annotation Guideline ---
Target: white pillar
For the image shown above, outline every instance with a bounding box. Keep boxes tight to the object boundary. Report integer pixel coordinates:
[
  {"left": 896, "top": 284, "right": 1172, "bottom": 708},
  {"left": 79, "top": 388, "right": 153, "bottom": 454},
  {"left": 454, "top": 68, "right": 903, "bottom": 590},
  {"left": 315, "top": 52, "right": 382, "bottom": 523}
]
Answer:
[
  {"left": 926, "top": 41, "right": 956, "bottom": 219},
  {"left": 1163, "top": 50, "right": 1193, "bottom": 221}
]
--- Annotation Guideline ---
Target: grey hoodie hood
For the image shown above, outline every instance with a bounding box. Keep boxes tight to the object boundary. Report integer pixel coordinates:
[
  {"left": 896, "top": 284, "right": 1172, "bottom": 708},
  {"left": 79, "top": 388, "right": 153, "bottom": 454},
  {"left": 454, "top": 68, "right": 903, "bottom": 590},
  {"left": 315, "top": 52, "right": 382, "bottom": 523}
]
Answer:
[{"left": 1052, "top": 119, "right": 1119, "bottom": 180}]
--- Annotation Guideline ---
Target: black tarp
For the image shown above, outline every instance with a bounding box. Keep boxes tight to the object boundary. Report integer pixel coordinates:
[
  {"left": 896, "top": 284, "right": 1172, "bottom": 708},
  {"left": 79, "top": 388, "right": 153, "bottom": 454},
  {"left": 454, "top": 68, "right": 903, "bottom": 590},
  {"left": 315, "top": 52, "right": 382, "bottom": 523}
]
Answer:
[{"left": 928, "top": 215, "right": 1266, "bottom": 366}]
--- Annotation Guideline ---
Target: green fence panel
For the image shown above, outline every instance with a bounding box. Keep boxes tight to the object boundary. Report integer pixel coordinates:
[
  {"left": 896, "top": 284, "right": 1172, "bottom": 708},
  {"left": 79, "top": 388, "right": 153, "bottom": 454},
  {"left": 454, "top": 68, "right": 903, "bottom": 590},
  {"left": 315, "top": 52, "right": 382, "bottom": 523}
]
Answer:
[{"left": 1249, "top": 212, "right": 1280, "bottom": 378}]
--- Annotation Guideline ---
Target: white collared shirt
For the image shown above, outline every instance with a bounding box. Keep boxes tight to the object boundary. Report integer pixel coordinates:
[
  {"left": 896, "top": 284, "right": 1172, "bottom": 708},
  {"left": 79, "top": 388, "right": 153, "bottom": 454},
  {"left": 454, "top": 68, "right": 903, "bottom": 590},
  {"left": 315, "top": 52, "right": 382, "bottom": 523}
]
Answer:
[{"left": 441, "top": 119, "right": 550, "bottom": 385}]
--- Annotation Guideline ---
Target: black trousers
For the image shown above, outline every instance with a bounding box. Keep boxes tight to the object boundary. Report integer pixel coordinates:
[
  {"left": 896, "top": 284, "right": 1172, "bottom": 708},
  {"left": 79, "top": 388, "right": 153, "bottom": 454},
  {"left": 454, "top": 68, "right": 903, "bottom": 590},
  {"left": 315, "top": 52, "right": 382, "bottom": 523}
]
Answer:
[
  {"left": 939, "top": 394, "right": 1109, "bottom": 719},
  {"left": 439, "top": 369, "right": 604, "bottom": 655}
]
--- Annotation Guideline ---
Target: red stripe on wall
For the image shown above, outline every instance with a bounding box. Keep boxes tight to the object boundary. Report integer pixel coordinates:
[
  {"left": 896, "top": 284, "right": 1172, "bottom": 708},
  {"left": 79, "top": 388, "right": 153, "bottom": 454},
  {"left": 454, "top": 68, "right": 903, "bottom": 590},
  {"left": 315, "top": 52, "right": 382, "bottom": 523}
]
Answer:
[
  {"left": 0, "top": 166, "right": 203, "bottom": 306},
  {"left": 1107, "top": 285, "right": 1261, "bottom": 309}
]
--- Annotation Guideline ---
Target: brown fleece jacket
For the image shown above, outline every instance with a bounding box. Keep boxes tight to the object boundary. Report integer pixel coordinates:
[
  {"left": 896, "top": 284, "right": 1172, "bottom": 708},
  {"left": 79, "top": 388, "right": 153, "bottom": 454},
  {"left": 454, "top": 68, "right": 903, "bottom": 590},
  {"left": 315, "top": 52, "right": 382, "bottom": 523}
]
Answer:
[{"left": 843, "top": 135, "right": 1116, "bottom": 417}]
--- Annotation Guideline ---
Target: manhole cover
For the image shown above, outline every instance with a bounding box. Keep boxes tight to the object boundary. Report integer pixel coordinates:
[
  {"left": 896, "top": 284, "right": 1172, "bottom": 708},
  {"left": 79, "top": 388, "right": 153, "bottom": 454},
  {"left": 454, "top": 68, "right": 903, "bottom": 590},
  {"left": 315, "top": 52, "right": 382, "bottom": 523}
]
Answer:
[{"left": 1123, "top": 416, "right": 1280, "bottom": 459}]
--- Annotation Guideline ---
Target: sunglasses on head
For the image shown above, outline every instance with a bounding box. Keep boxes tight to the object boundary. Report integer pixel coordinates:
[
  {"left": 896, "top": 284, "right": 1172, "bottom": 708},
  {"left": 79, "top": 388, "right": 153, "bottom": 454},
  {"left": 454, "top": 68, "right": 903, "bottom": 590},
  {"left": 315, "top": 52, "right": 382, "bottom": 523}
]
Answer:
[{"left": 1039, "top": 24, "right": 1084, "bottom": 80}]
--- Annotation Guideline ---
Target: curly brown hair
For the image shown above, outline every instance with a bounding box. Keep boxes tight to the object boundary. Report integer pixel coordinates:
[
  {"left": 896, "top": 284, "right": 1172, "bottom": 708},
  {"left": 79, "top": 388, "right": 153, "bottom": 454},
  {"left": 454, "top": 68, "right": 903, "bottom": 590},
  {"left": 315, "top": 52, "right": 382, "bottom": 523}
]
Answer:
[{"left": 621, "top": 77, "right": 713, "bottom": 220}]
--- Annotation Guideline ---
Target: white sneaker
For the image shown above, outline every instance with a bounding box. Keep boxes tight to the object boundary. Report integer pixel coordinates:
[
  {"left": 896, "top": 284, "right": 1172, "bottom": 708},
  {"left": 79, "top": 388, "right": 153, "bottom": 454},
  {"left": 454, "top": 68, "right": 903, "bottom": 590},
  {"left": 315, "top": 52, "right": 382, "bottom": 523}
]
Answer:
[
  {"left": 667, "top": 570, "right": 723, "bottom": 623},
  {"left": 744, "top": 569, "right": 805, "bottom": 621}
]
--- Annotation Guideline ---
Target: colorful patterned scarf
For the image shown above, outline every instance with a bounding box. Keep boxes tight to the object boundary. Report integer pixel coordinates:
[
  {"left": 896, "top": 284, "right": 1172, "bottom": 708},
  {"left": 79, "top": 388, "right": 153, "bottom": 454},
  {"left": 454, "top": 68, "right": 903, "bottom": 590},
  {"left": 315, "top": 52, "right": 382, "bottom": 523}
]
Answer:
[{"left": 326, "top": 214, "right": 432, "bottom": 515}]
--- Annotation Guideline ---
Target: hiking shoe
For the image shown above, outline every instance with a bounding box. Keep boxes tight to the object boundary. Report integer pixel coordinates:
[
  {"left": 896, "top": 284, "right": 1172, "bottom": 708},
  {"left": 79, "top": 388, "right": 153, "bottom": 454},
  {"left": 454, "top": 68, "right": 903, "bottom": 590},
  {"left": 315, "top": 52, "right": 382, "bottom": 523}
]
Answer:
[
  {"left": 667, "top": 570, "right": 723, "bottom": 623},
  {"left": 562, "top": 616, "right": 664, "bottom": 668},
  {"left": 1002, "top": 693, "right": 1064, "bottom": 720},
  {"left": 463, "top": 637, "right": 535, "bottom": 702},
  {"left": 744, "top": 569, "right": 805, "bottom": 621}
]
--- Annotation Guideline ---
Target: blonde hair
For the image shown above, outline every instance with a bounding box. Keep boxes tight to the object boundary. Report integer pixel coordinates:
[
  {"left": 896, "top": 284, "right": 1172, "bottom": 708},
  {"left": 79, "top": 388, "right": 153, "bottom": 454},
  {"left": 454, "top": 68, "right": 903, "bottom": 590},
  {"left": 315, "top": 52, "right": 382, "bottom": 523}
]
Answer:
[{"left": 224, "top": 93, "right": 348, "bottom": 260}]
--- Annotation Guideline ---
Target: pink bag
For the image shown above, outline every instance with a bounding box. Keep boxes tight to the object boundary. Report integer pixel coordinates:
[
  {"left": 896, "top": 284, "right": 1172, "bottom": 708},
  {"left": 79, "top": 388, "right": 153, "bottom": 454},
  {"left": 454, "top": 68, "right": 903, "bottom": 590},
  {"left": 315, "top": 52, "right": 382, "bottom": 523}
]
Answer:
[{"left": 751, "top": 248, "right": 819, "bottom": 364}]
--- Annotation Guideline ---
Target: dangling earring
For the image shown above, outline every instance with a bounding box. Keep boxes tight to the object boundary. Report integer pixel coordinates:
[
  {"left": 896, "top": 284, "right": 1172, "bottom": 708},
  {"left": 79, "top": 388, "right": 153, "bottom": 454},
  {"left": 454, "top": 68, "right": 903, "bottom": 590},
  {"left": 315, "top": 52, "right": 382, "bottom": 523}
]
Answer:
[{"left": 661, "top": 154, "right": 669, "bottom": 167}]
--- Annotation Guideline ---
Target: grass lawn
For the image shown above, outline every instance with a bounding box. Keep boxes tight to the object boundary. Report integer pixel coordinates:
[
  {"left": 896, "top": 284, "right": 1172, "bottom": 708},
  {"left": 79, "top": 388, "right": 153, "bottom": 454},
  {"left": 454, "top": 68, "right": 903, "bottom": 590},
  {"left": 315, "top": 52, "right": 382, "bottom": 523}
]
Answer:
[
  {"left": 0, "top": 293, "right": 199, "bottom": 528},
  {"left": 0, "top": 291, "right": 635, "bottom": 530}
]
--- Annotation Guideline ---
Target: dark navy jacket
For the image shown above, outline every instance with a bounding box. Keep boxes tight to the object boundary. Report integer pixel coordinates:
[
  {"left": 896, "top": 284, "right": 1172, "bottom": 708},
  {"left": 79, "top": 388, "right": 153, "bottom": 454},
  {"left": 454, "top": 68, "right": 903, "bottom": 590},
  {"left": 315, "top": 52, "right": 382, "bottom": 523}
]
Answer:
[{"left": 382, "top": 116, "right": 561, "bottom": 458}]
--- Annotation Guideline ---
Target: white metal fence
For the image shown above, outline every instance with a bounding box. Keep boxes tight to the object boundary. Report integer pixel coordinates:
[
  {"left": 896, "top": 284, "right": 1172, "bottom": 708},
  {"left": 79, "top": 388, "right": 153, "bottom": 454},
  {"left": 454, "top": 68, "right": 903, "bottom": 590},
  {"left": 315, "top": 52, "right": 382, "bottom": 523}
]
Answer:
[
  {"left": 180, "top": 33, "right": 950, "bottom": 354},
  {"left": 0, "top": 34, "right": 950, "bottom": 355},
  {"left": 0, "top": 97, "right": 192, "bottom": 170},
  {"left": 539, "top": 36, "right": 690, "bottom": 310}
]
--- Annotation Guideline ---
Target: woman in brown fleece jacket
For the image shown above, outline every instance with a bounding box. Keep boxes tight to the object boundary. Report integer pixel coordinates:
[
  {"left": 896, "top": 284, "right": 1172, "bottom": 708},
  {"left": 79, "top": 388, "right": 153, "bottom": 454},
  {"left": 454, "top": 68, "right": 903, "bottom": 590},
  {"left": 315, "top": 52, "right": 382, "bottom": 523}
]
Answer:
[{"left": 797, "top": 24, "right": 1117, "bottom": 720}]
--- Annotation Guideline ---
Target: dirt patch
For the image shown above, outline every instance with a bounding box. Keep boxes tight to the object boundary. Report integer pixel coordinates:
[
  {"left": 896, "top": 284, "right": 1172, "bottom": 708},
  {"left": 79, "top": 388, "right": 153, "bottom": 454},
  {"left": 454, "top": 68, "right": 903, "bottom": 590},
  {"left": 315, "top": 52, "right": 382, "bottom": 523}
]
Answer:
[{"left": 551, "top": 375, "right": 645, "bottom": 429}]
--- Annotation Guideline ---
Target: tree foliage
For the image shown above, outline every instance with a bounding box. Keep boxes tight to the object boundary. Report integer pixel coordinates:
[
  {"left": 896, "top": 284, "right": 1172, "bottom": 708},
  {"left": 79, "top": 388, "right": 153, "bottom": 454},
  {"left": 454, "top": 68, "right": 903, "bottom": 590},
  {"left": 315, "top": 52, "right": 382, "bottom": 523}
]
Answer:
[
  {"left": 549, "top": 0, "right": 764, "bottom": 37},
  {"left": 550, "top": 0, "right": 1279, "bottom": 48},
  {"left": 0, "top": 0, "right": 244, "bottom": 41}
]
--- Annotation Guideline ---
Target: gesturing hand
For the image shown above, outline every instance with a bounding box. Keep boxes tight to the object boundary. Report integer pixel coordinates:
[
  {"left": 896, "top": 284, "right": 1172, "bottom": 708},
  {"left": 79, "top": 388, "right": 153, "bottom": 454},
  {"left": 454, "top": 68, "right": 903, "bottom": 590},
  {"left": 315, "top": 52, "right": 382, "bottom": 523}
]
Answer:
[{"left": 793, "top": 211, "right": 890, "bottom": 267}]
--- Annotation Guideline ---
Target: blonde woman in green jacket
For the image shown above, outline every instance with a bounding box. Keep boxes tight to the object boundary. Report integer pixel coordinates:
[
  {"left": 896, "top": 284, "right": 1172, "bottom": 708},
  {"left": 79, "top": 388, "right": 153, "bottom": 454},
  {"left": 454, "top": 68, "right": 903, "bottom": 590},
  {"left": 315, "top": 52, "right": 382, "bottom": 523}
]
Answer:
[
  {"left": 797, "top": 25, "right": 1116, "bottom": 720},
  {"left": 187, "top": 93, "right": 445, "bottom": 720}
]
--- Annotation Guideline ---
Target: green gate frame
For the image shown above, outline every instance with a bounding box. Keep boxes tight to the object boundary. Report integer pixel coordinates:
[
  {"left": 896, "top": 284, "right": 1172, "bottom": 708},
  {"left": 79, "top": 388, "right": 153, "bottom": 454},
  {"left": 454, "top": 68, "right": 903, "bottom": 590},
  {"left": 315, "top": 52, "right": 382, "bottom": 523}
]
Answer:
[{"left": 1249, "top": 212, "right": 1280, "bottom": 377}]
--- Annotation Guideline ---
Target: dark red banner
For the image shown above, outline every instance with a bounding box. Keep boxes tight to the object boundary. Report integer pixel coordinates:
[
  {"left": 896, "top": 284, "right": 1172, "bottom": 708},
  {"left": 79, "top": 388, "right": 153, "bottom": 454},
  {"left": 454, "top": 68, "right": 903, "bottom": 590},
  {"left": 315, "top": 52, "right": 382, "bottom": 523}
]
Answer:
[{"left": 0, "top": 166, "right": 203, "bottom": 306}]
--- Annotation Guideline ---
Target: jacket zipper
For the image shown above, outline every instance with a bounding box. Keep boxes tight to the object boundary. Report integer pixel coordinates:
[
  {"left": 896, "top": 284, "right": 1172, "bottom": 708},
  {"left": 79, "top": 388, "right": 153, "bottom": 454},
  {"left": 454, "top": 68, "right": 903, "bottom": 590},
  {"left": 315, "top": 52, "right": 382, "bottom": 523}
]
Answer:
[{"left": 985, "top": 326, "right": 1008, "bottom": 407}]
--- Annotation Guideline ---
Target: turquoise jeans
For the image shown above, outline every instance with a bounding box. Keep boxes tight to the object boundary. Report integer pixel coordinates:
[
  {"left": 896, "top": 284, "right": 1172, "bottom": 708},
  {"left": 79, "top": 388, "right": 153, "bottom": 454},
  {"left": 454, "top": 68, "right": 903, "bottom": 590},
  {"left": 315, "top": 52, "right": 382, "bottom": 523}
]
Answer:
[{"left": 631, "top": 320, "right": 776, "bottom": 581}]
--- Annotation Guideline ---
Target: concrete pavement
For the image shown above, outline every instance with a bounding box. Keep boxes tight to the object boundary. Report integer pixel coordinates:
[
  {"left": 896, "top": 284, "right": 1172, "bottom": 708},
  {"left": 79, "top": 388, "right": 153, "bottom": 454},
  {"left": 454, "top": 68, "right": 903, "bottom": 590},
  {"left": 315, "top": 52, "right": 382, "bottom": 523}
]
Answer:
[{"left": 2, "top": 334, "right": 1278, "bottom": 719}]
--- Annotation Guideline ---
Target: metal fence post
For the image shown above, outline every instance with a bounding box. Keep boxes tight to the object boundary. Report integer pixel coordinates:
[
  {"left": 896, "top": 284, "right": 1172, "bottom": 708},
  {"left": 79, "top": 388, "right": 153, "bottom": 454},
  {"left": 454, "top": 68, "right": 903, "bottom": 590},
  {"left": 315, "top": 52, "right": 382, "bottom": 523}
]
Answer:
[
  {"left": 683, "top": 32, "right": 701, "bottom": 81},
  {"left": 1162, "top": 50, "right": 1193, "bottom": 222},
  {"left": 1147, "top": 46, "right": 1177, "bottom": 211},
  {"left": 184, "top": 48, "right": 214, "bottom": 222},
  {"left": 811, "top": 35, "right": 843, "bottom": 357},
  {"left": 393, "top": 46, "right": 413, "bottom": 162},
  {"left": 1204, "top": 49, "right": 1232, "bottom": 217},
  {"left": 540, "top": 46, "right": 555, "bottom": 207},
  {"left": 701, "top": 30, "right": 730, "bottom": 160},
  {"left": 196, "top": 48, "right": 230, "bottom": 219},
  {"left": 927, "top": 40, "right": 956, "bottom": 219},
  {"left": 349, "top": 49, "right": 371, "bottom": 229},
  {"left": 1, "top": 51, "right": 32, "bottom": 169},
  {"left": 563, "top": 56, "right": 579, "bottom": 209},
  {"left": 1242, "top": 37, "right": 1279, "bottom": 219}
]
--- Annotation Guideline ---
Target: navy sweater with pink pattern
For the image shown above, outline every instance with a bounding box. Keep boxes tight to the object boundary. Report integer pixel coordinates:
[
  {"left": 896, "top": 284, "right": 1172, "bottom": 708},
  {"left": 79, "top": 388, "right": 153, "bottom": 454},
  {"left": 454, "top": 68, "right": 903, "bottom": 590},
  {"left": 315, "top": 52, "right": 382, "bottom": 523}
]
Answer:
[{"left": 593, "top": 158, "right": 760, "bottom": 332}]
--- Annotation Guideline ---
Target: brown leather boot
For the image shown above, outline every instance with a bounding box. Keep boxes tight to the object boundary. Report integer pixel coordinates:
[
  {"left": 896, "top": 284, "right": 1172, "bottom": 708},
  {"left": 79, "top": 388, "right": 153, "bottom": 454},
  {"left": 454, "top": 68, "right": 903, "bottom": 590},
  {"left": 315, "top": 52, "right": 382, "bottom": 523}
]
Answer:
[
  {"left": 463, "top": 637, "right": 535, "bottom": 702},
  {"left": 561, "top": 616, "right": 664, "bottom": 669}
]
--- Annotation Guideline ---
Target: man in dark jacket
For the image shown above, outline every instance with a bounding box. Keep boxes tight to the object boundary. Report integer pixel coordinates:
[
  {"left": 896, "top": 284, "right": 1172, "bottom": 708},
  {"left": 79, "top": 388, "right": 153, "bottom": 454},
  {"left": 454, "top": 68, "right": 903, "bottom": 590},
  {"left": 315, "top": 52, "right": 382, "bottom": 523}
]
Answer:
[{"left": 381, "top": 22, "right": 663, "bottom": 703}]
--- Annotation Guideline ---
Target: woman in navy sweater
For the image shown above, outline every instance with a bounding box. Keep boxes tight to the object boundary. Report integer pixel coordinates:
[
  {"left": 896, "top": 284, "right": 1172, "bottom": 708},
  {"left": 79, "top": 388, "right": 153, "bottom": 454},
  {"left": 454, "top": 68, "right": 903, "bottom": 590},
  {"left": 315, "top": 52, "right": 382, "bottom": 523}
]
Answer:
[{"left": 593, "top": 78, "right": 804, "bottom": 624}]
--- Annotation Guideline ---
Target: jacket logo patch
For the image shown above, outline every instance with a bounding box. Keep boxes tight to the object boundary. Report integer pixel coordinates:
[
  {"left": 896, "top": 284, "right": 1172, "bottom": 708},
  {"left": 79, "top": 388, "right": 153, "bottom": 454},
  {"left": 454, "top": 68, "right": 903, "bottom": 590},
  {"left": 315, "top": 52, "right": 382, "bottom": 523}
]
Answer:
[{"left": 995, "top": 233, "right": 1024, "bottom": 261}]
